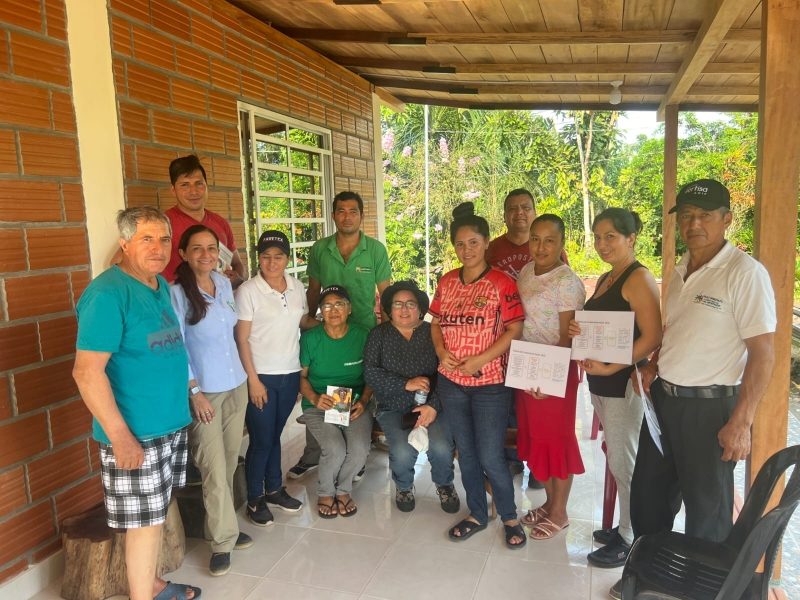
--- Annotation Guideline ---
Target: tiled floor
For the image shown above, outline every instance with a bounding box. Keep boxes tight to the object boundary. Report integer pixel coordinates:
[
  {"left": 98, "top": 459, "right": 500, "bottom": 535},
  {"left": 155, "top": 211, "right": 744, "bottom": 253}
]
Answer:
[{"left": 31, "top": 383, "right": 798, "bottom": 600}]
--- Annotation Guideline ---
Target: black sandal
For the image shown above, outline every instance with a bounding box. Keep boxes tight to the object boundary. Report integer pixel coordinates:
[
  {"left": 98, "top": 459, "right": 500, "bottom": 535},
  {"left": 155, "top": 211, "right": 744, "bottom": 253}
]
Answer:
[
  {"left": 317, "top": 498, "right": 338, "bottom": 519},
  {"left": 448, "top": 518, "right": 487, "bottom": 541},
  {"left": 336, "top": 495, "right": 358, "bottom": 517},
  {"left": 504, "top": 523, "right": 527, "bottom": 549}
]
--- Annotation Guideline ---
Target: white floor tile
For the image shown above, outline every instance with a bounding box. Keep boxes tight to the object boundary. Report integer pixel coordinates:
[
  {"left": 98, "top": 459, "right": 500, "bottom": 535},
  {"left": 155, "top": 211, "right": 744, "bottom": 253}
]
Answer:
[
  {"left": 474, "top": 554, "right": 591, "bottom": 599},
  {"left": 245, "top": 579, "right": 359, "bottom": 599}
]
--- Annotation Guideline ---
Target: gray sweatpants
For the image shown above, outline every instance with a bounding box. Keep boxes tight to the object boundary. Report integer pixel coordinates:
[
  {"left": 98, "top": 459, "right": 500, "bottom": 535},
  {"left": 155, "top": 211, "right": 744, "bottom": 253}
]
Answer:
[{"left": 590, "top": 381, "right": 643, "bottom": 544}]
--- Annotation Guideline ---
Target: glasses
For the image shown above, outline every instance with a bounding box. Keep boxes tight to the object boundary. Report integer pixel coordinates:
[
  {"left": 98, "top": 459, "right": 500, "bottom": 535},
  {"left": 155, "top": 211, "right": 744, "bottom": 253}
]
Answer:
[
  {"left": 391, "top": 300, "right": 419, "bottom": 310},
  {"left": 320, "top": 300, "right": 349, "bottom": 312}
]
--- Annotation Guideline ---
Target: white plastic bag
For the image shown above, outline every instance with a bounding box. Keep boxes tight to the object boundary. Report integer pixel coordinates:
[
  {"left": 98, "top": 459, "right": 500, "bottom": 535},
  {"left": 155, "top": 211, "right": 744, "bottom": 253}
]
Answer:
[{"left": 408, "top": 425, "right": 429, "bottom": 452}]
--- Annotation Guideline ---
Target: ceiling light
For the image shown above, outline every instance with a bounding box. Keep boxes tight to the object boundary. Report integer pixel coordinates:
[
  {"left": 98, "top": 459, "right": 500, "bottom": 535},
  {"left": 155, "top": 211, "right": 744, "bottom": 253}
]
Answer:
[{"left": 609, "top": 80, "right": 623, "bottom": 105}]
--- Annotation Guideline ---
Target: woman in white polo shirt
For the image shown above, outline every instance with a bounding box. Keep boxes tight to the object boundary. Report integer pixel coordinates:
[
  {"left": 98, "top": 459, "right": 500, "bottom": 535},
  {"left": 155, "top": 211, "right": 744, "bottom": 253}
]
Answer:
[{"left": 235, "top": 230, "right": 320, "bottom": 527}]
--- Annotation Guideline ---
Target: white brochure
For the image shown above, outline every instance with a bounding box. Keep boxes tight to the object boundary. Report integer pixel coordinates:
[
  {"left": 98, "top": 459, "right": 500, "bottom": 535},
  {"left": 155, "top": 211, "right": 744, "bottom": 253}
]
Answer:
[
  {"left": 505, "top": 340, "right": 572, "bottom": 398},
  {"left": 216, "top": 242, "right": 234, "bottom": 273},
  {"left": 571, "top": 310, "right": 634, "bottom": 364}
]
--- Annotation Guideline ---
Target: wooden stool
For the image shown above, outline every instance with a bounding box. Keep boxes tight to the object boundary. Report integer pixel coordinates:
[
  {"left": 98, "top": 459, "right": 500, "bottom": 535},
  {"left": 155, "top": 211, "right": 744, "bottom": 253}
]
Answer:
[{"left": 61, "top": 499, "right": 185, "bottom": 600}]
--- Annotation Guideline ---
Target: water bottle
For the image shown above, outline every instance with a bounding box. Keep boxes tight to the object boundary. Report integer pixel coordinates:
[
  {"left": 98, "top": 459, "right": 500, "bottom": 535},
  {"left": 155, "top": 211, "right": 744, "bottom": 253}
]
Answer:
[{"left": 414, "top": 390, "right": 428, "bottom": 405}]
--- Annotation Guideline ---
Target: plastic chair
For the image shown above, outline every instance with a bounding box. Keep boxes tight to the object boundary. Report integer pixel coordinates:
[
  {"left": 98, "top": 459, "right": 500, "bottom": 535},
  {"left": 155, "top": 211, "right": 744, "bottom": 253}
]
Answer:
[{"left": 620, "top": 444, "right": 800, "bottom": 600}]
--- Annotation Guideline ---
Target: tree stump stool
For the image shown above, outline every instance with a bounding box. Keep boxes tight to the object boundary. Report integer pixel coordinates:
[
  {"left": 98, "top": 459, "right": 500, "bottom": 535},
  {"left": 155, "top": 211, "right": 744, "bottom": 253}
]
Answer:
[{"left": 60, "top": 499, "right": 185, "bottom": 600}]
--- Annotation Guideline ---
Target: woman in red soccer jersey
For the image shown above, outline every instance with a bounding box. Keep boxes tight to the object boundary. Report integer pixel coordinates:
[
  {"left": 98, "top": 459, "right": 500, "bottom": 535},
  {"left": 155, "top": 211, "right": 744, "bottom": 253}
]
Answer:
[
  {"left": 516, "top": 214, "right": 586, "bottom": 540},
  {"left": 430, "top": 202, "right": 527, "bottom": 549}
]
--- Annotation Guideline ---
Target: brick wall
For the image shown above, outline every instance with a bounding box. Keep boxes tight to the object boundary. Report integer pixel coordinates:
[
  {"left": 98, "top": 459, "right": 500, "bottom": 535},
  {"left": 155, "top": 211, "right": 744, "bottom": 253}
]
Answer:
[
  {"left": 111, "top": 0, "right": 379, "bottom": 243},
  {"left": 0, "top": 0, "right": 103, "bottom": 584}
]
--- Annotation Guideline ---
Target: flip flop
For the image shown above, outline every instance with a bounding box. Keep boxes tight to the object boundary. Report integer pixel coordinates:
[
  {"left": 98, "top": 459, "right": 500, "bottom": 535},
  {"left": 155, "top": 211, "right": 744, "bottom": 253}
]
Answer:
[
  {"left": 154, "top": 581, "right": 202, "bottom": 600},
  {"left": 317, "top": 497, "right": 338, "bottom": 519},
  {"left": 336, "top": 495, "right": 358, "bottom": 517},
  {"left": 448, "top": 518, "right": 487, "bottom": 541},
  {"left": 504, "top": 523, "right": 527, "bottom": 549},
  {"left": 529, "top": 516, "right": 570, "bottom": 541},
  {"left": 520, "top": 506, "right": 548, "bottom": 526}
]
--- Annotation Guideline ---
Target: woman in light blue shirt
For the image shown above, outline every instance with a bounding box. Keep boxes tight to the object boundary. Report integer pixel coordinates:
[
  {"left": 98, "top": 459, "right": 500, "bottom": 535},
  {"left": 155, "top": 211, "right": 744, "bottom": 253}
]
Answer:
[{"left": 171, "top": 224, "right": 250, "bottom": 577}]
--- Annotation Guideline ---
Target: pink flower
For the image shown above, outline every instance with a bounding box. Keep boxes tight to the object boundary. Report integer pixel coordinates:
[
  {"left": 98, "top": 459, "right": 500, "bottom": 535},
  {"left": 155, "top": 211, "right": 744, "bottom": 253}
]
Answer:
[
  {"left": 457, "top": 157, "right": 466, "bottom": 175},
  {"left": 439, "top": 136, "right": 449, "bottom": 163},
  {"left": 402, "top": 145, "right": 412, "bottom": 157},
  {"left": 463, "top": 190, "right": 480, "bottom": 200},
  {"left": 413, "top": 232, "right": 423, "bottom": 240},
  {"left": 433, "top": 223, "right": 443, "bottom": 232},
  {"left": 382, "top": 129, "right": 395, "bottom": 153},
  {"left": 469, "top": 156, "right": 481, "bottom": 166}
]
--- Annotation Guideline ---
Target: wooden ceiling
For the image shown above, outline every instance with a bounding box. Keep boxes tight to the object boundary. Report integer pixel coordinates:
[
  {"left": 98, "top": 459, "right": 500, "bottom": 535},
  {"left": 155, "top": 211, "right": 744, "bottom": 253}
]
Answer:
[{"left": 228, "top": 0, "right": 762, "bottom": 114}]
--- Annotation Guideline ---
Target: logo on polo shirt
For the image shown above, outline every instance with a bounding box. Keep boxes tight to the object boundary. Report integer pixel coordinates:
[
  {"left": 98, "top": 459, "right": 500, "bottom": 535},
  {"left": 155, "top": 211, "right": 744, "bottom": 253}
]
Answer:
[
  {"left": 355, "top": 266, "right": 372, "bottom": 273},
  {"left": 693, "top": 293, "right": 723, "bottom": 310},
  {"left": 474, "top": 295, "right": 488, "bottom": 308}
]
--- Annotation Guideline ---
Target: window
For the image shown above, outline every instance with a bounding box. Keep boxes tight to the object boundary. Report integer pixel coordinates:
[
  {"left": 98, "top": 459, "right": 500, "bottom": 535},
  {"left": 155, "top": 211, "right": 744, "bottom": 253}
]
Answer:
[{"left": 239, "top": 103, "right": 333, "bottom": 280}]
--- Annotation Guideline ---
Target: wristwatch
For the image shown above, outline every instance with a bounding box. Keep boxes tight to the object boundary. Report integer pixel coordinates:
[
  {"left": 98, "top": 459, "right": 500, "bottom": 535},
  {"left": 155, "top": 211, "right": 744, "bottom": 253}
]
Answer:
[{"left": 189, "top": 385, "right": 201, "bottom": 397}]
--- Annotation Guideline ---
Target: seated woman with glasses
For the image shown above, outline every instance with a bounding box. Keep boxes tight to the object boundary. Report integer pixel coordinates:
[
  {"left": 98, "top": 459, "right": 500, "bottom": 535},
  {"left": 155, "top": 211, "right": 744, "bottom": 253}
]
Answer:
[
  {"left": 299, "top": 285, "right": 373, "bottom": 518},
  {"left": 364, "top": 280, "right": 460, "bottom": 514}
]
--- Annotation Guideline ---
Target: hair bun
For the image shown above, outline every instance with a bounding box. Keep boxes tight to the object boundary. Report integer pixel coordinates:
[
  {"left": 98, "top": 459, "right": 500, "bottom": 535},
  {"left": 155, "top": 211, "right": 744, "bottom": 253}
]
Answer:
[{"left": 452, "top": 202, "right": 475, "bottom": 219}]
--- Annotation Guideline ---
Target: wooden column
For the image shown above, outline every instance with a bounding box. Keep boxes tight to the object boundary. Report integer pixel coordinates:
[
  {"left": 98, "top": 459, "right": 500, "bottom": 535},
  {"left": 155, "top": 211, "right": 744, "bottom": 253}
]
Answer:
[
  {"left": 751, "top": 0, "right": 800, "bottom": 498},
  {"left": 661, "top": 104, "right": 679, "bottom": 310}
]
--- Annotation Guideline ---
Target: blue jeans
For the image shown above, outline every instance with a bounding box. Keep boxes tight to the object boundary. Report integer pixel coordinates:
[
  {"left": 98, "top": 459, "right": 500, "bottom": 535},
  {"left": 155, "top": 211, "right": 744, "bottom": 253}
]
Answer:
[
  {"left": 376, "top": 408, "right": 455, "bottom": 492},
  {"left": 244, "top": 371, "right": 300, "bottom": 502},
  {"left": 438, "top": 376, "right": 516, "bottom": 523}
]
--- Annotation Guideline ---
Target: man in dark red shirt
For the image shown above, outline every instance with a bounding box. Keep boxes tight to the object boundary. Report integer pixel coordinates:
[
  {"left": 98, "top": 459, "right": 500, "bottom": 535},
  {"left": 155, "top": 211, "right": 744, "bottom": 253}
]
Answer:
[{"left": 486, "top": 188, "right": 537, "bottom": 279}]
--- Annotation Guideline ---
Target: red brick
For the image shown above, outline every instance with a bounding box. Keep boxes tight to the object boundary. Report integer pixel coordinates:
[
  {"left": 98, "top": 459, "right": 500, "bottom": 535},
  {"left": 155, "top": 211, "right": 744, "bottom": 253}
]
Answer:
[
  {"left": 0, "top": 502, "right": 55, "bottom": 566},
  {"left": 252, "top": 47, "right": 277, "bottom": 79},
  {"left": 39, "top": 316, "right": 78, "bottom": 361},
  {"left": 119, "top": 101, "right": 150, "bottom": 140},
  {"left": 15, "top": 359, "right": 79, "bottom": 414},
  {"left": 210, "top": 156, "right": 241, "bottom": 188},
  {"left": 29, "top": 441, "right": 90, "bottom": 500},
  {"left": 126, "top": 184, "right": 159, "bottom": 207},
  {"left": 0, "top": 377, "right": 10, "bottom": 420},
  {"left": 44, "top": 0, "right": 67, "bottom": 40},
  {"left": 0, "top": 130, "right": 17, "bottom": 174},
  {"left": 317, "top": 79, "right": 335, "bottom": 104},
  {"left": 54, "top": 476, "right": 104, "bottom": 524},
  {"left": 33, "top": 538, "right": 62, "bottom": 563},
  {"left": 132, "top": 25, "right": 175, "bottom": 71},
  {"left": 229, "top": 191, "right": 244, "bottom": 219},
  {"left": 27, "top": 227, "right": 89, "bottom": 270},
  {"left": 266, "top": 83, "right": 289, "bottom": 113},
  {"left": 209, "top": 57, "right": 239, "bottom": 93},
  {"left": 0, "top": 0, "right": 43, "bottom": 33},
  {"left": 182, "top": 0, "right": 212, "bottom": 17},
  {"left": 0, "top": 79, "right": 51, "bottom": 129},
  {"left": 308, "top": 98, "right": 325, "bottom": 126},
  {"left": 0, "top": 560, "right": 28, "bottom": 586},
  {"left": 0, "top": 31, "right": 8, "bottom": 74},
  {"left": 0, "top": 180, "right": 61, "bottom": 222},
  {"left": 110, "top": 0, "right": 150, "bottom": 23},
  {"left": 0, "top": 467, "right": 27, "bottom": 517},
  {"left": 88, "top": 440, "right": 100, "bottom": 471},
  {"left": 113, "top": 59, "right": 126, "bottom": 96},
  {"left": 136, "top": 145, "right": 178, "bottom": 181},
  {"left": 19, "top": 132, "right": 80, "bottom": 177},
  {"left": 207, "top": 89, "right": 236, "bottom": 124},
  {"left": 0, "top": 413, "right": 49, "bottom": 469},
  {"left": 152, "top": 110, "right": 191, "bottom": 148},
  {"left": 223, "top": 127, "right": 239, "bottom": 156},
  {"left": 190, "top": 14, "right": 224, "bottom": 56},
  {"left": 290, "top": 95, "right": 309, "bottom": 119},
  {"left": 10, "top": 32, "right": 69, "bottom": 87},
  {"left": 241, "top": 70, "right": 265, "bottom": 101},
  {"left": 151, "top": 0, "right": 191, "bottom": 42},
  {"left": 0, "top": 323, "right": 39, "bottom": 372},
  {"left": 5, "top": 273, "right": 71, "bottom": 319},
  {"left": 192, "top": 120, "right": 225, "bottom": 153},
  {"left": 122, "top": 143, "right": 135, "bottom": 179},
  {"left": 0, "top": 229, "right": 26, "bottom": 271},
  {"left": 210, "top": 0, "right": 239, "bottom": 30},
  {"left": 172, "top": 78, "right": 208, "bottom": 115},
  {"left": 70, "top": 269, "right": 91, "bottom": 303},
  {"left": 224, "top": 32, "right": 252, "bottom": 68},
  {"left": 51, "top": 399, "right": 92, "bottom": 446},
  {"left": 341, "top": 112, "right": 356, "bottom": 134},
  {"left": 52, "top": 91, "right": 77, "bottom": 133},
  {"left": 175, "top": 42, "right": 210, "bottom": 83},
  {"left": 332, "top": 132, "right": 347, "bottom": 154},
  {"left": 127, "top": 63, "right": 171, "bottom": 107},
  {"left": 111, "top": 17, "right": 133, "bottom": 56},
  {"left": 62, "top": 184, "right": 85, "bottom": 222}
]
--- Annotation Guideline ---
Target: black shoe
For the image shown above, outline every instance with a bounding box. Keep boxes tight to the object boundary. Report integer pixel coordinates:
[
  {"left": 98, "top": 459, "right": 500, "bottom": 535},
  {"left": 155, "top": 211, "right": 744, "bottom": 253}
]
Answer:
[
  {"left": 593, "top": 525, "right": 619, "bottom": 545},
  {"left": 436, "top": 484, "right": 461, "bottom": 513},
  {"left": 287, "top": 461, "right": 318, "bottom": 479},
  {"left": 209, "top": 552, "right": 231, "bottom": 576},
  {"left": 264, "top": 487, "right": 303, "bottom": 512},
  {"left": 508, "top": 460, "right": 524, "bottom": 476},
  {"left": 395, "top": 489, "right": 415, "bottom": 512},
  {"left": 234, "top": 532, "right": 253, "bottom": 550},
  {"left": 587, "top": 533, "right": 631, "bottom": 568},
  {"left": 246, "top": 497, "right": 274, "bottom": 526},
  {"left": 609, "top": 578, "right": 622, "bottom": 599},
  {"left": 354, "top": 466, "right": 366, "bottom": 482}
]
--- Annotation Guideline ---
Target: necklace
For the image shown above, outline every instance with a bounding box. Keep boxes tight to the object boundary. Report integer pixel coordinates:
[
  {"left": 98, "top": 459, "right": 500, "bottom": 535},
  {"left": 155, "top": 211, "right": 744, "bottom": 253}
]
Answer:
[{"left": 602, "top": 259, "right": 635, "bottom": 290}]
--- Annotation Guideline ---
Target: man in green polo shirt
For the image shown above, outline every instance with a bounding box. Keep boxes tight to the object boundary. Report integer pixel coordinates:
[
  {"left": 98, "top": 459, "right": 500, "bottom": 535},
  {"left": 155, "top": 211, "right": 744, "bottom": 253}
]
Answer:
[{"left": 288, "top": 190, "right": 392, "bottom": 479}]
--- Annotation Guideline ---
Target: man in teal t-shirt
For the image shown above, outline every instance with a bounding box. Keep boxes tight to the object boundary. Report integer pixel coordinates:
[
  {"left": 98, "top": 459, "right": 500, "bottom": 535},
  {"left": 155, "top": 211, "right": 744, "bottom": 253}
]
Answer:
[{"left": 73, "top": 206, "right": 199, "bottom": 600}]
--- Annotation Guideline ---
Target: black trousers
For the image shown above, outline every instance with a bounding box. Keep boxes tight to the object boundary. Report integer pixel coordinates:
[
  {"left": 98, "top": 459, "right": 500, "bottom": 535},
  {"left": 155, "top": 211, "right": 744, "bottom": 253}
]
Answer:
[{"left": 630, "top": 378, "right": 738, "bottom": 543}]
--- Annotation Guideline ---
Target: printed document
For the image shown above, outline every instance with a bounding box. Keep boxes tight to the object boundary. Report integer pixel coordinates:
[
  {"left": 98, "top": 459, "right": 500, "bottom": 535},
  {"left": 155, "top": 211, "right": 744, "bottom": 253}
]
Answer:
[
  {"left": 571, "top": 310, "right": 634, "bottom": 364},
  {"left": 505, "top": 340, "right": 572, "bottom": 398}
]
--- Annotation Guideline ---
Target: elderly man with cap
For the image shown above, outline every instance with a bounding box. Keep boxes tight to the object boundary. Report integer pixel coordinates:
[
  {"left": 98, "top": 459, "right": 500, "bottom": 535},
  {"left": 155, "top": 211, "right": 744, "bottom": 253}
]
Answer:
[
  {"left": 363, "top": 280, "right": 460, "bottom": 514},
  {"left": 609, "top": 179, "right": 777, "bottom": 599}
]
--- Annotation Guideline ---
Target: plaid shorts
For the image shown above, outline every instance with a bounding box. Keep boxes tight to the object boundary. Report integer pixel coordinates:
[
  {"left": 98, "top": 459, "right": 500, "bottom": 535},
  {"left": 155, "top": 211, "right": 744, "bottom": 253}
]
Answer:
[{"left": 99, "top": 428, "right": 188, "bottom": 528}]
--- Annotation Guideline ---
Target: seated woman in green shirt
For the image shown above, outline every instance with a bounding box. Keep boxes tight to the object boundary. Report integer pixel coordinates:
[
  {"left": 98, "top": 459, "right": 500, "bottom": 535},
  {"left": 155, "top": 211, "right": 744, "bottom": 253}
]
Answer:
[{"left": 299, "top": 285, "right": 374, "bottom": 518}]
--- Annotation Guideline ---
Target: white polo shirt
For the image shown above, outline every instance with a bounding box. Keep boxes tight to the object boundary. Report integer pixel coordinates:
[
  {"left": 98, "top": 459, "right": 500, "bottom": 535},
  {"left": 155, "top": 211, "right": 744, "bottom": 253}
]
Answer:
[
  {"left": 235, "top": 272, "right": 308, "bottom": 374},
  {"left": 658, "top": 241, "right": 776, "bottom": 387}
]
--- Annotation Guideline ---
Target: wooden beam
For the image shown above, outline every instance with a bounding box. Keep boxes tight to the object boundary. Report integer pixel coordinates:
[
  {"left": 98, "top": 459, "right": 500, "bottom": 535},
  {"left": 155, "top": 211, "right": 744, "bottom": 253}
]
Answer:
[
  {"left": 657, "top": 0, "right": 752, "bottom": 119},
  {"left": 372, "top": 86, "right": 405, "bottom": 112},
  {"left": 661, "top": 105, "right": 679, "bottom": 313},
  {"left": 751, "top": 0, "right": 800, "bottom": 530},
  {"left": 335, "top": 57, "right": 759, "bottom": 75},
  {"left": 278, "top": 27, "right": 760, "bottom": 45},
  {"left": 393, "top": 96, "right": 757, "bottom": 112}
]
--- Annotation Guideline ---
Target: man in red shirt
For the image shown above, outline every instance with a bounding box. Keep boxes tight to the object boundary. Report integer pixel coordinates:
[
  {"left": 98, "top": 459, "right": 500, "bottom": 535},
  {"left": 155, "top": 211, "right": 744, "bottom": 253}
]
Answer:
[
  {"left": 161, "top": 155, "right": 246, "bottom": 284},
  {"left": 486, "top": 189, "right": 537, "bottom": 279}
]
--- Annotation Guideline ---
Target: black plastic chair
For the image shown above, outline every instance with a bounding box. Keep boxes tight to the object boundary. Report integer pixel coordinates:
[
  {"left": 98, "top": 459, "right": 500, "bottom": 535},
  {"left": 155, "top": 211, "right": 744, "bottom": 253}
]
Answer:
[{"left": 620, "top": 444, "right": 800, "bottom": 600}]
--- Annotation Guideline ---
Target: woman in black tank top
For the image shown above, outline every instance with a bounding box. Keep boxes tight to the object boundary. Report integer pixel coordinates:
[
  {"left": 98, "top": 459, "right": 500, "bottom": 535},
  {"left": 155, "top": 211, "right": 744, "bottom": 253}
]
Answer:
[{"left": 567, "top": 208, "right": 662, "bottom": 568}]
